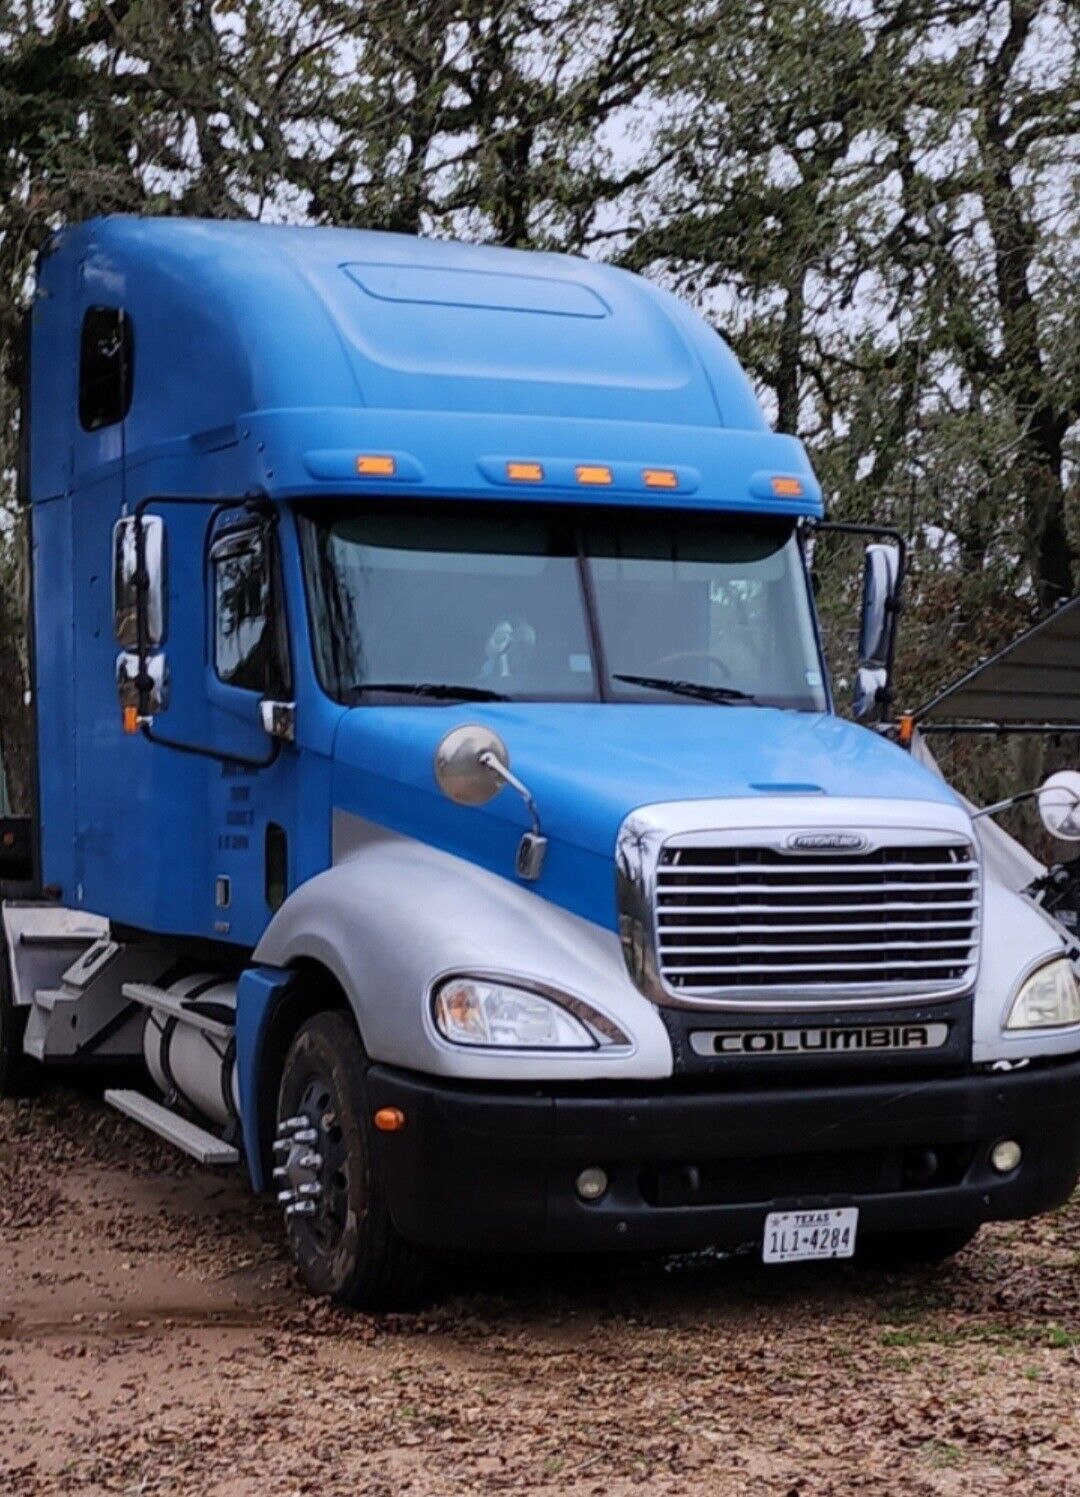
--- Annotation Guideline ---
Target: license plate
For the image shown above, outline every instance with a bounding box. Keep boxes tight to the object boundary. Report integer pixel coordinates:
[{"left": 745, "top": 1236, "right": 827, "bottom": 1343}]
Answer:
[{"left": 762, "top": 1207, "right": 858, "bottom": 1264}]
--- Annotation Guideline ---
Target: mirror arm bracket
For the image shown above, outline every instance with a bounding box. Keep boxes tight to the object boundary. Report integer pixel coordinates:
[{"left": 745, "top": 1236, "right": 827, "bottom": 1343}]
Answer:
[{"left": 478, "top": 750, "right": 549, "bottom": 881}]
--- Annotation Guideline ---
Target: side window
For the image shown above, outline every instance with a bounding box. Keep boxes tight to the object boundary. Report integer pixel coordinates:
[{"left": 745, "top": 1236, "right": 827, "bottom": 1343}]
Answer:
[
  {"left": 79, "top": 307, "right": 133, "bottom": 431},
  {"left": 212, "top": 527, "right": 291, "bottom": 697}
]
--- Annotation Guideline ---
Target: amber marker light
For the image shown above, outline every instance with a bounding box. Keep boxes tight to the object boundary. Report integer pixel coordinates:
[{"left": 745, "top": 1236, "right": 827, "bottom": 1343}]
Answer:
[
  {"left": 576, "top": 464, "right": 613, "bottom": 486},
  {"left": 356, "top": 453, "right": 396, "bottom": 477},
  {"left": 643, "top": 468, "right": 678, "bottom": 490},
  {"left": 374, "top": 1106, "right": 406, "bottom": 1132},
  {"left": 123, "top": 706, "right": 140, "bottom": 735},
  {"left": 506, "top": 461, "right": 544, "bottom": 482},
  {"left": 770, "top": 475, "right": 804, "bottom": 498},
  {"left": 898, "top": 713, "right": 915, "bottom": 748}
]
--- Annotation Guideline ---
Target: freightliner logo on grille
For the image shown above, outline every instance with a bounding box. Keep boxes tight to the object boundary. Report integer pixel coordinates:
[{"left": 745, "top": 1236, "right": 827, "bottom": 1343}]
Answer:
[
  {"left": 690, "top": 1023, "right": 950, "bottom": 1058},
  {"left": 784, "top": 831, "right": 870, "bottom": 853}
]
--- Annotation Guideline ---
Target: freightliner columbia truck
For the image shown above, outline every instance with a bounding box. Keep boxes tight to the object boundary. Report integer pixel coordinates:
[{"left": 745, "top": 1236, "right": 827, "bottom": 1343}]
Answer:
[{"left": 4, "top": 216, "right": 1080, "bottom": 1308}]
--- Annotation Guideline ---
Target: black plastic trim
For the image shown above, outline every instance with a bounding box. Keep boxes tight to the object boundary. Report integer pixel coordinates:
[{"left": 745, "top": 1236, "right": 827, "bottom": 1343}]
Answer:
[{"left": 365, "top": 1054, "right": 1080, "bottom": 1254}]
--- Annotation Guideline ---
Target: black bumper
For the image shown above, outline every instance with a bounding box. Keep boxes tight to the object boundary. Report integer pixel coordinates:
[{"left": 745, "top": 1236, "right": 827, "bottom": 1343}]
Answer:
[{"left": 366, "top": 1058, "right": 1080, "bottom": 1254}]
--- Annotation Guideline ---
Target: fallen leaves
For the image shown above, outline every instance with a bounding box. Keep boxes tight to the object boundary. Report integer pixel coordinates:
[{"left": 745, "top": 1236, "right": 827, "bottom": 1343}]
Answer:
[{"left": 3, "top": 1086, "right": 1080, "bottom": 1494}]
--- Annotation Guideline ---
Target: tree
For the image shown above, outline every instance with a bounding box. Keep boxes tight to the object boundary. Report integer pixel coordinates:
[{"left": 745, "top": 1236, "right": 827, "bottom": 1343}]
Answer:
[{"left": 0, "top": 0, "right": 1077, "bottom": 819}]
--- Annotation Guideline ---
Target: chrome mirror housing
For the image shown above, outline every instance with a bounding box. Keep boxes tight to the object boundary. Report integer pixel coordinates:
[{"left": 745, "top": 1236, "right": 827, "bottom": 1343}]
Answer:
[
  {"left": 116, "top": 650, "right": 169, "bottom": 715},
  {"left": 113, "top": 515, "right": 166, "bottom": 649},
  {"left": 1038, "top": 771, "right": 1080, "bottom": 842},
  {"left": 853, "top": 665, "right": 887, "bottom": 721},
  {"left": 260, "top": 699, "right": 296, "bottom": 743},
  {"left": 853, "top": 542, "right": 900, "bottom": 720},
  {"left": 434, "top": 725, "right": 510, "bottom": 806},
  {"left": 857, "top": 543, "right": 900, "bottom": 669}
]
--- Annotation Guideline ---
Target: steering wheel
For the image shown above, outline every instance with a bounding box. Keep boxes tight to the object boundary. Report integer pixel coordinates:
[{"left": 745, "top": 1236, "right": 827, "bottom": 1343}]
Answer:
[{"left": 646, "top": 650, "right": 732, "bottom": 683}]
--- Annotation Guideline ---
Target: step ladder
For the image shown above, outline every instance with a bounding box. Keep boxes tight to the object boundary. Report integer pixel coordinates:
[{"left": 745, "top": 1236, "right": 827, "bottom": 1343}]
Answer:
[{"left": 104, "top": 1088, "right": 240, "bottom": 1165}]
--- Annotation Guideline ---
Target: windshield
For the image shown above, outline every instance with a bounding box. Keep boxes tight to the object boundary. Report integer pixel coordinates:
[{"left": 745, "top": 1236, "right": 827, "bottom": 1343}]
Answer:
[{"left": 297, "top": 501, "right": 828, "bottom": 711}]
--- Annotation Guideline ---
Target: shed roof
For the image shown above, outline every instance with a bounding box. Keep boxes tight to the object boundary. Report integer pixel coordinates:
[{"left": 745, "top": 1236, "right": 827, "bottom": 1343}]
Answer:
[{"left": 915, "top": 597, "right": 1080, "bottom": 728}]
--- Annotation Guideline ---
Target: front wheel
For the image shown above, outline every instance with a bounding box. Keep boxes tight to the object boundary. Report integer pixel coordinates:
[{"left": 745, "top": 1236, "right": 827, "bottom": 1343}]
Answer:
[{"left": 275, "top": 1011, "right": 431, "bottom": 1310}]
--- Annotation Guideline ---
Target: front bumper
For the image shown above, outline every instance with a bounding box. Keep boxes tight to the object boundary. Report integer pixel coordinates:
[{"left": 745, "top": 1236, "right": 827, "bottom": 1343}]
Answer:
[{"left": 367, "top": 1057, "right": 1080, "bottom": 1254}]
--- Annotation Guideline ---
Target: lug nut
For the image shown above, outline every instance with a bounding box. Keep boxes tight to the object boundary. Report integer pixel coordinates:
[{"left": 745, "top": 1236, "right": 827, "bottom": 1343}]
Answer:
[
  {"left": 575, "top": 1166, "right": 609, "bottom": 1202},
  {"left": 990, "top": 1139, "right": 1023, "bottom": 1173}
]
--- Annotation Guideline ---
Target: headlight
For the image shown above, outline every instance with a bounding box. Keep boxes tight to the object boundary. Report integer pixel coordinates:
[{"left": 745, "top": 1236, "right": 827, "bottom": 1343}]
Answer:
[
  {"left": 433, "top": 977, "right": 597, "bottom": 1049},
  {"left": 1006, "top": 958, "right": 1080, "bottom": 1030}
]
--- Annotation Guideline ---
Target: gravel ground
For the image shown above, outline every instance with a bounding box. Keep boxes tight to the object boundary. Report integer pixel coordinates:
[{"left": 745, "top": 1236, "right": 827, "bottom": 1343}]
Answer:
[{"left": 2, "top": 1083, "right": 1080, "bottom": 1495}]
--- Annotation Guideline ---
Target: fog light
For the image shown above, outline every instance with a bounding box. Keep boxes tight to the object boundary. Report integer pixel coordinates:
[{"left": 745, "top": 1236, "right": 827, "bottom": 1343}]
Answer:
[
  {"left": 990, "top": 1139, "right": 1022, "bottom": 1174},
  {"left": 575, "top": 1166, "right": 608, "bottom": 1202}
]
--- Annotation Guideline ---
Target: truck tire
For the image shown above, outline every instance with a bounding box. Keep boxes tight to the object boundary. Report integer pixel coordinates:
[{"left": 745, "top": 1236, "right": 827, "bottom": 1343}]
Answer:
[
  {"left": 276, "top": 1011, "right": 431, "bottom": 1310},
  {"left": 860, "top": 1225, "right": 979, "bottom": 1267},
  {"left": 0, "top": 938, "right": 37, "bottom": 1098}
]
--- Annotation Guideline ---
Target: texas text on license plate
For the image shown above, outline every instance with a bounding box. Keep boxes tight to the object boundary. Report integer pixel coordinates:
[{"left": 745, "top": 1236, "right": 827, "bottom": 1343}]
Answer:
[{"left": 762, "top": 1207, "right": 859, "bottom": 1264}]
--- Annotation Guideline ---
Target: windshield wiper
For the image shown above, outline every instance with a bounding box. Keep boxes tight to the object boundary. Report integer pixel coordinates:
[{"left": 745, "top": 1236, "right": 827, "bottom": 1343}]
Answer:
[
  {"left": 345, "top": 681, "right": 510, "bottom": 703},
  {"left": 612, "top": 673, "right": 759, "bottom": 705}
]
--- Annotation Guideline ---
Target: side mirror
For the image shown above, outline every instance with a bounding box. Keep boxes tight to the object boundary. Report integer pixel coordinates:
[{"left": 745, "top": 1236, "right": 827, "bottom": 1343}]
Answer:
[
  {"left": 113, "top": 515, "right": 166, "bottom": 649},
  {"left": 1038, "top": 771, "right": 1080, "bottom": 842},
  {"left": 853, "top": 543, "right": 900, "bottom": 720},
  {"left": 114, "top": 514, "right": 168, "bottom": 721},
  {"left": 260, "top": 700, "right": 296, "bottom": 743},
  {"left": 433, "top": 724, "right": 548, "bottom": 879},
  {"left": 116, "top": 651, "right": 169, "bottom": 714},
  {"left": 434, "top": 725, "right": 510, "bottom": 806}
]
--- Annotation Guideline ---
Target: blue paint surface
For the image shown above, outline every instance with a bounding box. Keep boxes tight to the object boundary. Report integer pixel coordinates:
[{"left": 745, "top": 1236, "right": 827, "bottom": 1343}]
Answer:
[
  {"left": 27, "top": 216, "right": 845, "bottom": 944},
  {"left": 332, "top": 704, "right": 960, "bottom": 931},
  {"left": 235, "top": 964, "right": 295, "bottom": 1190}
]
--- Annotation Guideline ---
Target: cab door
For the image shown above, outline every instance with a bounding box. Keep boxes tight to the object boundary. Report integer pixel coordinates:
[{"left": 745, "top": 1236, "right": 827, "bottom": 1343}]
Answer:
[{"left": 205, "top": 515, "right": 298, "bottom": 944}]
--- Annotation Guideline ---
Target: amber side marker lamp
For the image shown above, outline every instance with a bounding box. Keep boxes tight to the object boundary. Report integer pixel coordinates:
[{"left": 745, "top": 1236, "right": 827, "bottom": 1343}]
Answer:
[
  {"left": 643, "top": 468, "right": 678, "bottom": 490},
  {"left": 356, "top": 454, "right": 396, "bottom": 477},
  {"left": 506, "top": 461, "right": 544, "bottom": 483},
  {"left": 374, "top": 1106, "right": 407, "bottom": 1132},
  {"left": 898, "top": 713, "right": 916, "bottom": 748},
  {"left": 770, "top": 475, "right": 804, "bottom": 498},
  {"left": 123, "top": 705, "right": 140, "bottom": 735},
  {"left": 576, "top": 464, "right": 613, "bottom": 486}
]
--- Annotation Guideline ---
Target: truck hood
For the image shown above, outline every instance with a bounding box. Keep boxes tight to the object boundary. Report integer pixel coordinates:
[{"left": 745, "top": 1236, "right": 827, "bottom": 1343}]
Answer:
[{"left": 331, "top": 704, "right": 962, "bottom": 932}]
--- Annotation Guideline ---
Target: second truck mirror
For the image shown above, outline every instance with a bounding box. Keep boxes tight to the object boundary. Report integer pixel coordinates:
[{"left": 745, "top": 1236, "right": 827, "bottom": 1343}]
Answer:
[
  {"left": 113, "top": 515, "right": 166, "bottom": 649},
  {"left": 857, "top": 543, "right": 900, "bottom": 668},
  {"left": 853, "top": 542, "right": 900, "bottom": 720}
]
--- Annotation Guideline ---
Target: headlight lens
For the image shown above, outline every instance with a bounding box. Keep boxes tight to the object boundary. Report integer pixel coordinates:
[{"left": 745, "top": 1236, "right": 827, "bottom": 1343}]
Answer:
[
  {"left": 1006, "top": 958, "right": 1080, "bottom": 1030},
  {"left": 433, "top": 978, "right": 597, "bottom": 1049}
]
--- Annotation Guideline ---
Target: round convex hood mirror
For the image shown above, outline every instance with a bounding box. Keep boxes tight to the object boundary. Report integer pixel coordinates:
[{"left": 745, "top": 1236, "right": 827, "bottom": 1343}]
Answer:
[
  {"left": 434, "top": 724, "right": 510, "bottom": 806},
  {"left": 1038, "top": 770, "right": 1080, "bottom": 841}
]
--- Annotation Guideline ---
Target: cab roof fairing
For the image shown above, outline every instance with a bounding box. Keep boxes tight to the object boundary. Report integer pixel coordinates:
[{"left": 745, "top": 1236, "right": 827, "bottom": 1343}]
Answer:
[{"left": 32, "top": 216, "right": 822, "bottom": 517}]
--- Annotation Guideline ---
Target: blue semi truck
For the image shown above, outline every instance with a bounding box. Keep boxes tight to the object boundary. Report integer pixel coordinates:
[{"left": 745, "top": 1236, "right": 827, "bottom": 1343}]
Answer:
[{"left": 4, "top": 216, "right": 1080, "bottom": 1306}]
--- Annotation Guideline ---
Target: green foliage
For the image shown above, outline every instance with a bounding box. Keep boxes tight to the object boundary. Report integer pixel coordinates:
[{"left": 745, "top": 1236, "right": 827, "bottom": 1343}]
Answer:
[{"left": 0, "top": 0, "right": 1077, "bottom": 817}]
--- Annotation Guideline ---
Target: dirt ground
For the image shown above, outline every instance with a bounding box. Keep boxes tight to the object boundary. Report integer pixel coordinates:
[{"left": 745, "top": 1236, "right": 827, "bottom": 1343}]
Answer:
[{"left": 2, "top": 1085, "right": 1080, "bottom": 1496}]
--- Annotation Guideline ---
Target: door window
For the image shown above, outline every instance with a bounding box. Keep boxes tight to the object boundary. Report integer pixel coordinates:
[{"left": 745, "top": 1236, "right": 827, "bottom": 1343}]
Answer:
[{"left": 211, "top": 526, "right": 291, "bottom": 697}]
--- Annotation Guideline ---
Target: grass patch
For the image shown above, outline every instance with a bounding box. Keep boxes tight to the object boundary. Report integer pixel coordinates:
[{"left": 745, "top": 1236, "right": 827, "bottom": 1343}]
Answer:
[{"left": 880, "top": 1322, "right": 1077, "bottom": 1351}]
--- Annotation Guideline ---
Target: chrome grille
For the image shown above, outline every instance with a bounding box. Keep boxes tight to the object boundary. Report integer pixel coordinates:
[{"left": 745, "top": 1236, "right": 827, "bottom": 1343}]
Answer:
[{"left": 654, "top": 839, "right": 980, "bottom": 999}]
